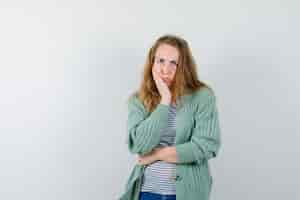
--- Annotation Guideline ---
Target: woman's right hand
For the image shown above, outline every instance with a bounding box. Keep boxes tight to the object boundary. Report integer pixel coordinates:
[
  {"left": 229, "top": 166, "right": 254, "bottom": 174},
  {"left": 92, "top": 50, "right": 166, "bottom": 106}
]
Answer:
[{"left": 152, "top": 68, "right": 171, "bottom": 105}]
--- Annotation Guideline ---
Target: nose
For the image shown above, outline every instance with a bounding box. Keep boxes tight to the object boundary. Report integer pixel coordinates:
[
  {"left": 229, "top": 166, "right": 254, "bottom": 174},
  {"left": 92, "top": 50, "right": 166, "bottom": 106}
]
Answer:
[{"left": 160, "top": 64, "right": 171, "bottom": 75}]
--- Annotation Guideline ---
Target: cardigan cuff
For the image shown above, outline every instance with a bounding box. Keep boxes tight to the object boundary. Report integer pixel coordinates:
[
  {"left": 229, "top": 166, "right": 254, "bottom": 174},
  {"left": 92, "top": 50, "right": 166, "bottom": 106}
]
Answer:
[{"left": 175, "top": 142, "right": 201, "bottom": 164}]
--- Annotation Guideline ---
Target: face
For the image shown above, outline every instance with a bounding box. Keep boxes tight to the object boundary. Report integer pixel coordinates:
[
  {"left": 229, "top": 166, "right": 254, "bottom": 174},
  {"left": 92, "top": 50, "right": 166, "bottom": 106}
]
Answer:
[{"left": 152, "top": 43, "right": 179, "bottom": 87}]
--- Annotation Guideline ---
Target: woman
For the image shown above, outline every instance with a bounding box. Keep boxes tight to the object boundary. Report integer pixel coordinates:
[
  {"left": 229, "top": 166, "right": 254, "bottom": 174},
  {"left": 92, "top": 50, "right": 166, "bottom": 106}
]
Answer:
[{"left": 119, "top": 34, "right": 221, "bottom": 200}]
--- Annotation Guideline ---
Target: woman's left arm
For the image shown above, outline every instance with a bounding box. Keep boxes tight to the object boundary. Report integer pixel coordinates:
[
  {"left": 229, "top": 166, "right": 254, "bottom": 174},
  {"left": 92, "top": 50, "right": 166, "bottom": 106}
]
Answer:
[
  {"left": 175, "top": 91, "right": 221, "bottom": 165},
  {"left": 138, "top": 90, "right": 222, "bottom": 165}
]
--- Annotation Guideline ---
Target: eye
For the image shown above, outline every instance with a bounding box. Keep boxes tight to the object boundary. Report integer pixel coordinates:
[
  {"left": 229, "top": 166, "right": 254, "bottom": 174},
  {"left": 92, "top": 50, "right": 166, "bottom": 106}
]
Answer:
[
  {"left": 159, "top": 58, "right": 165, "bottom": 64},
  {"left": 170, "top": 60, "right": 178, "bottom": 66}
]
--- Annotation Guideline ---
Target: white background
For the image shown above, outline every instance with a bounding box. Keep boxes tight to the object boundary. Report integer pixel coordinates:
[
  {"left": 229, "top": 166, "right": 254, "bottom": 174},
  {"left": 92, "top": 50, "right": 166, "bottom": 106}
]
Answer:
[{"left": 0, "top": 0, "right": 299, "bottom": 199}]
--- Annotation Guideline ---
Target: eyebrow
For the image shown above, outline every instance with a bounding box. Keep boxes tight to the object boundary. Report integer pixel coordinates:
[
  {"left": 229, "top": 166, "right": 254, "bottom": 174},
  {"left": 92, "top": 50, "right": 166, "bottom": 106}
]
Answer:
[{"left": 156, "top": 56, "right": 178, "bottom": 63}]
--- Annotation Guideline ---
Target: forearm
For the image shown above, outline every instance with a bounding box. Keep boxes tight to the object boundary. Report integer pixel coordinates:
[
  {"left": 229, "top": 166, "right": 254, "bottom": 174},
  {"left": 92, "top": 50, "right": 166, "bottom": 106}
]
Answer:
[
  {"left": 127, "top": 102, "right": 170, "bottom": 155},
  {"left": 156, "top": 146, "right": 179, "bottom": 163}
]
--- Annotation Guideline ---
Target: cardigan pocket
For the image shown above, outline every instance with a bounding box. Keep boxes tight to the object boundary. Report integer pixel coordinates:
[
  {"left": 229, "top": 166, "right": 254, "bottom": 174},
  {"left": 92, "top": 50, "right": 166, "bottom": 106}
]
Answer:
[{"left": 183, "top": 163, "right": 212, "bottom": 194}]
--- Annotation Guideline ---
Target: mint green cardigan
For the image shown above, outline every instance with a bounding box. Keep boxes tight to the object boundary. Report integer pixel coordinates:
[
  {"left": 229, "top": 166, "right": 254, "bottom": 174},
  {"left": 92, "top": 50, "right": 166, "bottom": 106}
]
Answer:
[{"left": 119, "top": 87, "right": 222, "bottom": 200}]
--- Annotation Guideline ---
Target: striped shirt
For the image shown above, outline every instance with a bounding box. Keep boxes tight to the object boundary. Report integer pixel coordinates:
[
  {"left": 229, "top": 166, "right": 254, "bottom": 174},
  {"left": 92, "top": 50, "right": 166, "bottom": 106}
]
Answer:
[{"left": 140, "top": 103, "right": 176, "bottom": 195}]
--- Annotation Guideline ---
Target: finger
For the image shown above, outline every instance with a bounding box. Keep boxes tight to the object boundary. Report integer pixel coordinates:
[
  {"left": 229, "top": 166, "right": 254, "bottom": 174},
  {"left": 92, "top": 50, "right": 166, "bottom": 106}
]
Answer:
[
  {"left": 155, "top": 73, "right": 163, "bottom": 83},
  {"left": 153, "top": 69, "right": 159, "bottom": 80},
  {"left": 153, "top": 69, "right": 162, "bottom": 80},
  {"left": 153, "top": 72, "right": 162, "bottom": 85},
  {"left": 152, "top": 71, "right": 159, "bottom": 82}
]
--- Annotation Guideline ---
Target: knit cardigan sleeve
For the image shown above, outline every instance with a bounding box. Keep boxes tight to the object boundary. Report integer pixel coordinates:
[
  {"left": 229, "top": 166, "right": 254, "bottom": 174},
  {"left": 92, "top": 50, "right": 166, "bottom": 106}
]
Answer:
[
  {"left": 126, "top": 96, "right": 170, "bottom": 156},
  {"left": 175, "top": 91, "right": 221, "bottom": 165}
]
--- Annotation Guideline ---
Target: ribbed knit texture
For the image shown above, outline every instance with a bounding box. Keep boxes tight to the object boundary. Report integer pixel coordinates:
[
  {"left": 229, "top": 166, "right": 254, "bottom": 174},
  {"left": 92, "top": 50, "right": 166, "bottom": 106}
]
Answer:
[
  {"left": 141, "top": 104, "right": 177, "bottom": 195},
  {"left": 120, "top": 87, "right": 221, "bottom": 200}
]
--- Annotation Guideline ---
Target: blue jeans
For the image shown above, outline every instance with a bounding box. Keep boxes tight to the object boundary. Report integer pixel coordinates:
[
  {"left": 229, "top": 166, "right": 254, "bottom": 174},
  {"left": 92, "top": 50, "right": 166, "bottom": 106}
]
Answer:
[{"left": 139, "top": 191, "right": 176, "bottom": 200}]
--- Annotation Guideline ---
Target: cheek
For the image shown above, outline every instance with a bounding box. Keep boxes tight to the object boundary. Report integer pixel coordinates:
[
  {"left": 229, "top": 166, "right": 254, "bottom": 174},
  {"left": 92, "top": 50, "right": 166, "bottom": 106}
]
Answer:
[
  {"left": 152, "top": 64, "right": 160, "bottom": 72},
  {"left": 171, "top": 70, "right": 176, "bottom": 78}
]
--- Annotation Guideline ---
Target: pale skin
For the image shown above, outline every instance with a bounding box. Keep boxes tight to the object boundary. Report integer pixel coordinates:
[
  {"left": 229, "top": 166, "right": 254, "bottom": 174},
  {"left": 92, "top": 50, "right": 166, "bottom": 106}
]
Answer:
[
  {"left": 137, "top": 43, "right": 180, "bottom": 166},
  {"left": 137, "top": 146, "right": 179, "bottom": 165}
]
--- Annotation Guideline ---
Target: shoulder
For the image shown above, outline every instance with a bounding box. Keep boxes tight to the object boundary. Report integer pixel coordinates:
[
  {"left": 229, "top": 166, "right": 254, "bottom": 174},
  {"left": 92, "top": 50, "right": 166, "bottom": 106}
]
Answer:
[
  {"left": 187, "top": 86, "right": 218, "bottom": 114},
  {"left": 192, "top": 86, "right": 216, "bottom": 103},
  {"left": 127, "top": 92, "right": 140, "bottom": 106},
  {"left": 127, "top": 92, "right": 147, "bottom": 113}
]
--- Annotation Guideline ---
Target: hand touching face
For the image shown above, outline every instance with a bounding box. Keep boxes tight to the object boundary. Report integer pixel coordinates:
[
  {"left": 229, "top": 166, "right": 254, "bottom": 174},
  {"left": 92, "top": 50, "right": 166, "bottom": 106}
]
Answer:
[{"left": 152, "top": 67, "right": 172, "bottom": 101}]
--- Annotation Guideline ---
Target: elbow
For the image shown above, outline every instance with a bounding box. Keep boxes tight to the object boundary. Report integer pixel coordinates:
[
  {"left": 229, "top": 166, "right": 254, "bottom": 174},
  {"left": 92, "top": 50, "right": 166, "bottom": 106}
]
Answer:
[{"left": 175, "top": 139, "right": 221, "bottom": 165}]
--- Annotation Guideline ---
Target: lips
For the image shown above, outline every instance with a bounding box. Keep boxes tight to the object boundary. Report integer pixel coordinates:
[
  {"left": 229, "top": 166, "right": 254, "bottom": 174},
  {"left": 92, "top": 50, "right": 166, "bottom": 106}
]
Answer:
[{"left": 162, "top": 78, "right": 169, "bottom": 82}]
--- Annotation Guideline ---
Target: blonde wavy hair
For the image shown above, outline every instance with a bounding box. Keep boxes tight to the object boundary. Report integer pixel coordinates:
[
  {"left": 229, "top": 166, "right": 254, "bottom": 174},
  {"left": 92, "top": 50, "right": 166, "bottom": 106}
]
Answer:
[{"left": 129, "top": 34, "right": 210, "bottom": 113}]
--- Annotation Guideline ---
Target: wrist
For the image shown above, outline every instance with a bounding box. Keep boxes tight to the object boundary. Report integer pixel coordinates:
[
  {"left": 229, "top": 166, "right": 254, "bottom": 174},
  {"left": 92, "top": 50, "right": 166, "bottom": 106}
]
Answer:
[
  {"left": 155, "top": 147, "right": 168, "bottom": 160},
  {"left": 160, "top": 98, "right": 171, "bottom": 105}
]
